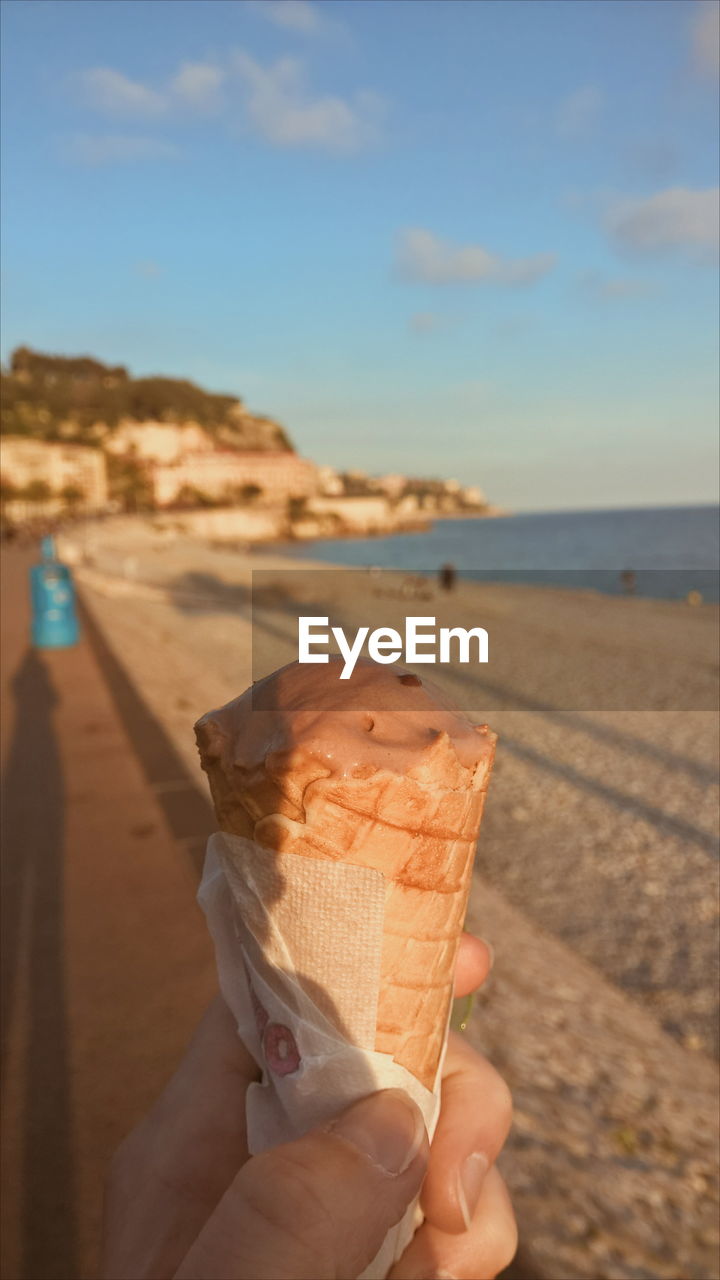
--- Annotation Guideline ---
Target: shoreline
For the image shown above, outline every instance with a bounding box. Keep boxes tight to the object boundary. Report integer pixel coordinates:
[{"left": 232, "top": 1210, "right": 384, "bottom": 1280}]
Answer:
[
  {"left": 429, "top": 505, "right": 510, "bottom": 520},
  {"left": 57, "top": 508, "right": 720, "bottom": 603},
  {"left": 251, "top": 546, "right": 720, "bottom": 606},
  {"left": 61, "top": 522, "right": 719, "bottom": 715}
]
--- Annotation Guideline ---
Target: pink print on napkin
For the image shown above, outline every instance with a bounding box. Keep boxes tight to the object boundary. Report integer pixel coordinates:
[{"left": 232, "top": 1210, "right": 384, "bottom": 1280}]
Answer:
[
  {"left": 263, "top": 1022, "right": 301, "bottom": 1076},
  {"left": 246, "top": 972, "right": 301, "bottom": 1076}
]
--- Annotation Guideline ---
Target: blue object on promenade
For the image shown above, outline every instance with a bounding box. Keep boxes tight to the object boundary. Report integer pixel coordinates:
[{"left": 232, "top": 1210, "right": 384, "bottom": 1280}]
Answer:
[{"left": 30, "top": 537, "right": 80, "bottom": 649}]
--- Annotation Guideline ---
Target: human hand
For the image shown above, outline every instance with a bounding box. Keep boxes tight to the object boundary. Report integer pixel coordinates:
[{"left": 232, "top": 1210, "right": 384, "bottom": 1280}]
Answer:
[{"left": 103, "top": 935, "right": 516, "bottom": 1280}]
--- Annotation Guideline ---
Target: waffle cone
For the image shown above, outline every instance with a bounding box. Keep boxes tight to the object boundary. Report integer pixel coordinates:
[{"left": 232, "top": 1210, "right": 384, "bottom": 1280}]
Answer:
[{"left": 196, "top": 660, "right": 496, "bottom": 1089}]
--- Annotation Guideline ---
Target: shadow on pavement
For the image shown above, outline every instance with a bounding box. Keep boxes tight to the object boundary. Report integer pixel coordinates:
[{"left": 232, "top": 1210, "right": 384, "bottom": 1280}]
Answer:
[
  {"left": 78, "top": 598, "right": 214, "bottom": 877},
  {"left": 1, "top": 649, "right": 79, "bottom": 1279}
]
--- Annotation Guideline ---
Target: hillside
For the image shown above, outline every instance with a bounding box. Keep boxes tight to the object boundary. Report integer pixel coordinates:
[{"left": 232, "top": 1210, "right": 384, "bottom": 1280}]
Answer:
[{"left": 0, "top": 347, "right": 294, "bottom": 452}]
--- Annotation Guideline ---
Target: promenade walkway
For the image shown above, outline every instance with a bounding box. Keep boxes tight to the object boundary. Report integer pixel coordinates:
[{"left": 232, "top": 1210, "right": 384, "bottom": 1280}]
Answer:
[{"left": 0, "top": 548, "right": 216, "bottom": 1280}]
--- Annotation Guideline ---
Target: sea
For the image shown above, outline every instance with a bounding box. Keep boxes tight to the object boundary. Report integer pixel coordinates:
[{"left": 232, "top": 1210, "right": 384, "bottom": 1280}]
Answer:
[{"left": 272, "top": 504, "right": 720, "bottom": 603}]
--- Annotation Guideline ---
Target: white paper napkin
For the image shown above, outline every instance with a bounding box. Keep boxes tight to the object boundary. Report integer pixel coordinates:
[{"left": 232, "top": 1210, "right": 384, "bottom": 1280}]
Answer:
[{"left": 198, "top": 832, "right": 447, "bottom": 1279}]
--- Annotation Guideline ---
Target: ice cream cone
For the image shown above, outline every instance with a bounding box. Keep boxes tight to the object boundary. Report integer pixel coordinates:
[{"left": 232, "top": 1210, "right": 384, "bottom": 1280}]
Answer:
[{"left": 196, "top": 658, "right": 496, "bottom": 1089}]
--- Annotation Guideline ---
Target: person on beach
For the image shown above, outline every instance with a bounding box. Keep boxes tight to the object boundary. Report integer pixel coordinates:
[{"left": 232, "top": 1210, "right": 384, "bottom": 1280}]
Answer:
[{"left": 103, "top": 933, "right": 516, "bottom": 1279}]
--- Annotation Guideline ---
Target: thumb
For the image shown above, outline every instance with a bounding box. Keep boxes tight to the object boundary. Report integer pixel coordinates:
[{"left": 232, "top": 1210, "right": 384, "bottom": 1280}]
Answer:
[{"left": 174, "top": 1088, "right": 428, "bottom": 1280}]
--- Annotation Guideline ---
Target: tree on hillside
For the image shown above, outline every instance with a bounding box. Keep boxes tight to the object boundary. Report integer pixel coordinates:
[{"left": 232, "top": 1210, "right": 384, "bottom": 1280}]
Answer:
[
  {"left": 10, "top": 346, "right": 128, "bottom": 384},
  {"left": 106, "top": 454, "right": 154, "bottom": 513},
  {"left": 1, "top": 346, "right": 295, "bottom": 453},
  {"left": 0, "top": 477, "right": 18, "bottom": 509},
  {"left": 226, "top": 483, "right": 263, "bottom": 506},
  {"left": 287, "top": 495, "right": 308, "bottom": 521},
  {"left": 22, "top": 479, "right": 53, "bottom": 503},
  {"left": 174, "top": 484, "right": 222, "bottom": 509}
]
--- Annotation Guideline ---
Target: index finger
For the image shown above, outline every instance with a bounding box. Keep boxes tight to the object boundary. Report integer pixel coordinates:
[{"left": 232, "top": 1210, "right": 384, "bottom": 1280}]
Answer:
[{"left": 454, "top": 932, "right": 494, "bottom": 998}]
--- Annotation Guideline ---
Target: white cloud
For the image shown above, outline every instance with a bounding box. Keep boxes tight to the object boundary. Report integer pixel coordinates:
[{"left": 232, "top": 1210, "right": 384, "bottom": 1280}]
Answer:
[
  {"left": 77, "top": 67, "right": 167, "bottom": 116},
  {"left": 249, "top": 1, "right": 323, "bottom": 32},
  {"left": 170, "top": 62, "right": 225, "bottom": 110},
  {"left": 691, "top": 1, "right": 720, "bottom": 78},
  {"left": 62, "top": 134, "right": 180, "bottom": 165},
  {"left": 608, "top": 187, "right": 719, "bottom": 256},
  {"left": 555, "top": 85, "right": 603, "bottom": 138},
  {"left": 397, "top": 229, "right": 556, "bottom": 286},
  {"left": 233, "top": 50, "right": 382, "bottom": 149},
  {"left": 579, "top": 271, "right": 653, "bottom": 301},
  {"left": 72, "top": 50, "right": 381, "bottom": 154},
  {"left": 77, "top": 62, "right": 226, "bottom": 116}
]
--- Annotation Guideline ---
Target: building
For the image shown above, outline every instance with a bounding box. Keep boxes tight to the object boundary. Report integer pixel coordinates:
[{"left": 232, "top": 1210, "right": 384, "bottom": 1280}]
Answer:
[
  {"left": 306, "top": 494, "right": 401, "bottom": 534},
  {"left": 374, "top": 474, "right": 408, "bottom": 500},
  {"left": 0, "top": 436, "right": 108, "bottom": 508},
  {"left": 461, "top": 485, "right": 486, "bottom": 507},
  {"left": 316, "top": 465, "right": 344, "bottom": 496},
  {"left": 151, "top": 451, "right": 319, "bottom": 506},
  {"left": 105, "top": 420, "right": 214, "bottom": 465}
]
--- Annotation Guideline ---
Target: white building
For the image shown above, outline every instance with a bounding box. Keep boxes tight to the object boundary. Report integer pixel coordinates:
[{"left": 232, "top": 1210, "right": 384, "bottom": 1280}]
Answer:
[
  {"left": 105, "top": 420, "right": 213, "bottom": 465},
  {"left": 316, "top": 465, "right": 344, "bottom": 496},
  {"left": 374, "top": 474, "right": 408, "bottom": 499},
  {"left": 151, "top": 451, "right": 319, "bottom": 506},
  {"left": 461, "top": 485, "right": 486, "bottom": 507},
  {"left": 0, "top": 436, "right": 108, "bottom": 508}
]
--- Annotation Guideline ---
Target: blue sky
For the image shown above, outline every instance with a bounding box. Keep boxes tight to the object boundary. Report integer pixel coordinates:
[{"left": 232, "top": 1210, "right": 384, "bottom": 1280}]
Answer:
[{"left": 1, "top": 0, "right": 718, "bottom": 510}]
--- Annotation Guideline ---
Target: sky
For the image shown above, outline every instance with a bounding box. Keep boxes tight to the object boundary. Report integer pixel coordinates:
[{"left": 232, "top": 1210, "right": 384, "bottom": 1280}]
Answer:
[{"left": 1, "top": 0, "right": 719, "bottom": 511}]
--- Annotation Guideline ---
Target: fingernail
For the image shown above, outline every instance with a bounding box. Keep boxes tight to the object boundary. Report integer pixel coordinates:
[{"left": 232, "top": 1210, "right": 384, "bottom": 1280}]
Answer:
[
  {"left": 457, "top": 1151, "right": 489, "bottom": 1230},
  {"left": 481, "top": 939, "right": 495, "bottom": 971},
  {"left": 327, "top": 1088, "right": 427, "bottom": 1176}
]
